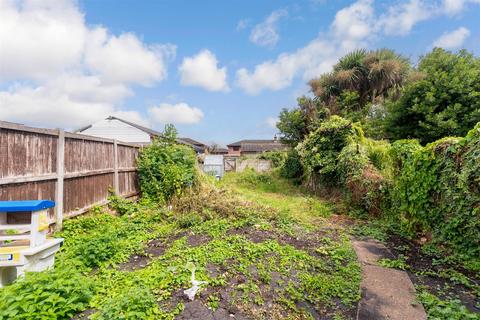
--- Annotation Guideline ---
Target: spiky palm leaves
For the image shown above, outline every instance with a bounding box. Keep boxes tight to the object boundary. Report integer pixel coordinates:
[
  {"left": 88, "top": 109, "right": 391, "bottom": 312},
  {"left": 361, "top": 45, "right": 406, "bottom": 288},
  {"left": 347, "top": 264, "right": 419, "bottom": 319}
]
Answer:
[{"left": 309, "top": 49, "right": 411, "bottom": 112}]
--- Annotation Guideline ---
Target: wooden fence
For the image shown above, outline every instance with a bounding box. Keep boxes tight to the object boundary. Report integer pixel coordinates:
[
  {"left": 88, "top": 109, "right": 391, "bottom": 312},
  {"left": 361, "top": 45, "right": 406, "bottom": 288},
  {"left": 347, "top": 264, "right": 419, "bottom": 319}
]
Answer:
[{"left": 0, "top": 121, "right": 140, "bottom": 229}]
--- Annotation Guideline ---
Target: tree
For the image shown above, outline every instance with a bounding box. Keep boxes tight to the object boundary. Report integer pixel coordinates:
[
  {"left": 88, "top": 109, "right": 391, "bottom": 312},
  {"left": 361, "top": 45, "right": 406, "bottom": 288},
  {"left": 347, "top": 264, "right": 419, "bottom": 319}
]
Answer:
[
  {"left": 386, "top": 48, "right": 480, "bottom": 144},
  {"left": 277, "top": 108, "right": 306, "bottom": 147},
  {"left": 162, "top": 123, "right": 178, "bottom": 142},
  {"left": 296, "top": 116, "right": 355, "bottom": 184},
  {"left": 277, "top": 96, "right": 327, "bottom": 147},
  {"left": 309, "top": 49, "right": 411, "bottom": 115}
]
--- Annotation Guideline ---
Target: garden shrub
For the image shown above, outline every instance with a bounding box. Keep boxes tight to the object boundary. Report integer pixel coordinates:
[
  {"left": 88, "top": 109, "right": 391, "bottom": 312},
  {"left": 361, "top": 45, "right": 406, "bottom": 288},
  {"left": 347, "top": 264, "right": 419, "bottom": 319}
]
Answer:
[
  {"left": 0, "top": 268, "right": 93, "bottom": 320},
  {"left": 280, "top": 149, "right": 304, "bottom": 184},
  {"left": 73, "top": 232, "right": 119, "bottom": 268},
  {"left": 337, "top": 141, "right": 390, "bottom": 216},
  {"left": 389, "top": 139, "right": 422, "bottom": 176},
  {"left": 137, "top": 133, "right": 197, "bottom": 203},
  {"left": 391, "top": 123, "right": 480, "bottom": 259},
  {"left": 297, "top": 116, "right": 355, "bottom": 185},
  {"left": 363, "top": 138, "right": 393, "bottom": 175},
  {"left": 259, "top": 150, "right": 287, "bottom": 168},
  {"left": 108, "top": 193, "right": 139, "bottom": 216},
  {"left": 387, "top": 48, "right": 480, "bottom": 144}
]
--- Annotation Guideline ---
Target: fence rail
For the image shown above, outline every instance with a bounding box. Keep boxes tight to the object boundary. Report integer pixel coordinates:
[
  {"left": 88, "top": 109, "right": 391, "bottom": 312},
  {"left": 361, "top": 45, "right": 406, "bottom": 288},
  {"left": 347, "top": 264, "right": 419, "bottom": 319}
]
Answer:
[{"left": 0, "top": 121, "right": 140, "bottom": 229}]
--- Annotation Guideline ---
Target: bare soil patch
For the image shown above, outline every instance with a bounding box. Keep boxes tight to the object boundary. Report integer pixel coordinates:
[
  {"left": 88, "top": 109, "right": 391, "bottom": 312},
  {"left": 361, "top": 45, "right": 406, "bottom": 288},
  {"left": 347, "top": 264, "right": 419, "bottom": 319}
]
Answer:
[{"left": 385, "top": 234, "right": 480, "bottom": 313}]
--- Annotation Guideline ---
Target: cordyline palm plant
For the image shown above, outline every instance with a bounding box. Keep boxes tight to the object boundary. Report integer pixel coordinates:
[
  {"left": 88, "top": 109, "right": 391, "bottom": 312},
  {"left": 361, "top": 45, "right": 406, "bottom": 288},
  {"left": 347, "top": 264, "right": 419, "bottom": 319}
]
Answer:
[{"left": 309, "top": 49, "right": 410, "bottom": 112}]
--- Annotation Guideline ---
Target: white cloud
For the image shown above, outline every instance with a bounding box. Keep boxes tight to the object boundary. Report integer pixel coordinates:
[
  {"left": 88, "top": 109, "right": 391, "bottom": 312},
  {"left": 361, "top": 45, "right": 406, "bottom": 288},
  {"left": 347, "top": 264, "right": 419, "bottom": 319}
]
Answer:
[
  {"left": 443, "top": 0, "right": 466, "bottom": 14},
  {"left": 236, "top": 0, "right": 480, "bottom": 95},
  {"left": 378, "top": 0, "right": 434, "bottom": 36},
  {"left": 0, "top": 0, "right": 174, "bottom": 129},
  {"left": 442, "top": 0, "right": 480, "bottom": 14},
  {"left": 236, "top": 39, "right": 336, "bottom": 94},
  {"left": 331, "top": 0, "right": 374, "bottom": 46},
  {"left": 85, "top": 27, "right": 176, "bottom": 85},
  {"left": 0, "top": 0, "right": 86, "bottom": 81},
  {"left": 236, "top": 19, "right": 250, "bottom": 31},
  {"left": 179, "top": 50, "right": 229, "bottom": 92},
  {"left": 111, "top": 110, "right": 150, "bottom": 127},
  {"left": 148, "top": 103, "right": 204, "bottom": 124},
  {"left": 250, "top": 9, "right": 288, "bottom": 48},
  {"left": 0, "top": 80, "right": 115, "bottom": 129},
  {"left": 237, "top": 0, "right": 370, "bottom": 95},
  {"left": 266, "top": 117, "right": 279, "bottom": 129},
  {"left": 432, "top": 27, "right": 470, "bottom": 49}
]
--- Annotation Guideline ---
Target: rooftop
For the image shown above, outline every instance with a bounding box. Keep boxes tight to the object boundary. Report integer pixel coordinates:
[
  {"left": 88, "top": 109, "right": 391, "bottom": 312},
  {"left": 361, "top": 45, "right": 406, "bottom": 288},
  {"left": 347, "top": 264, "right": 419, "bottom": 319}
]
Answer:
[{"left": 227, "top": 139, "right": 281, "bottom": 147}]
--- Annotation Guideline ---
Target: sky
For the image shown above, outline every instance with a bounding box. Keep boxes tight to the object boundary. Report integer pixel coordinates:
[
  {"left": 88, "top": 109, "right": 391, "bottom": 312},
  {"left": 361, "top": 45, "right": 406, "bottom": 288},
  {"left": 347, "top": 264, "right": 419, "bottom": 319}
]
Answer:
[{"left": 0, "top": 0, "right": 479, "bottom": 146}]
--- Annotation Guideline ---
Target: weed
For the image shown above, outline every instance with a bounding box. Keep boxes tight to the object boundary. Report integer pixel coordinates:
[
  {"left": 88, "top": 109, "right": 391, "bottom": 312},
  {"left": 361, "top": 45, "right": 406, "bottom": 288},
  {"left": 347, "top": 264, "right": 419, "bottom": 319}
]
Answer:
[
  {"left": 417, "top": 289, "right": 480, "bottom": 320},
  {"left": 0, "top": 267, "right": 93, "bottom": 320},
  {"left": 91, "top": 287, "right": 162, "bottom": 320},
  {"left": 378, "top": 255, "right": 409, "bottom": 270}
]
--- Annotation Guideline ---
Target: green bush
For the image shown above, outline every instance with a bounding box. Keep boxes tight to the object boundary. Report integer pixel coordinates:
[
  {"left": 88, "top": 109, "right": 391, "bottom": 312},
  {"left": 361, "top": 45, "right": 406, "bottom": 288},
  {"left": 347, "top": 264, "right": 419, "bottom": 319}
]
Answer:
[
  {"left": 259, "top": 150, "right": 287, "bottom": 168},
  {"left": 73, "top": 232, "right": 119, "bottom": 268},
  {"left": 337, "top": 140, "right": 390, "bottom": 216},
  {"left": 137, "top": 132, "right": 197, "bottom": 203},
  {"left": 391, "top": 123, "right": 480, "bottom": 258},
  {"left": 280, "top": 149, "right": 304, "bottom": 184},
  {"left": 0, "top": 268, "right": 93, "bottom": 320},
  {"left": 387, "top": 48, "right": 480, "bottom": 144},
  {"left": 389, "top": 139, "right": 422, "bottom": 176},
  {"left": 297, "top": 116, "right": 355, "bottom": 185}
]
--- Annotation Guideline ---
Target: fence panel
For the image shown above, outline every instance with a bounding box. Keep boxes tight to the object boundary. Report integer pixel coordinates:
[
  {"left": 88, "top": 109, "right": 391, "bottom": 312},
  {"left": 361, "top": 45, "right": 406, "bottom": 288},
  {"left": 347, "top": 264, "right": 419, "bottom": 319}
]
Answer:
[{"left": 0, "top": 121, "right": 140, "bottom": 228}]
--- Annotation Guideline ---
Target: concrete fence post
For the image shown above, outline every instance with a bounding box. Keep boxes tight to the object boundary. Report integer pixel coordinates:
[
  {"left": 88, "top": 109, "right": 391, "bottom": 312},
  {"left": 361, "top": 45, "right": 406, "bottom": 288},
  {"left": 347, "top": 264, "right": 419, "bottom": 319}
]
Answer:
[{"left": 55, "top": 129, "right": 65, "bottom": 230}]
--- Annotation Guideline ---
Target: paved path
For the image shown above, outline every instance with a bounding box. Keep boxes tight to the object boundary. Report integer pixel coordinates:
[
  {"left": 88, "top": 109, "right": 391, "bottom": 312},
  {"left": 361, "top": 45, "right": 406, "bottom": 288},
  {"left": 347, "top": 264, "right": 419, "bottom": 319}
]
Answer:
[{"left": 353, "top": 240, "right": 427, "bottom": 320}]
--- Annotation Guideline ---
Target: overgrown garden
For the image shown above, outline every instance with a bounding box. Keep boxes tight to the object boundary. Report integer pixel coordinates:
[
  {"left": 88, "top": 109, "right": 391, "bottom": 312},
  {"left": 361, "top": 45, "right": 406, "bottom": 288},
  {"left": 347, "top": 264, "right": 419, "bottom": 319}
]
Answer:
[
  {"left": 0, "top": 47, "right": 479, "bottom": 320},
  {"left": 272, "top": 47, "right": 480, "bottom": 318},
  {"left": 0, "top": 130, "right": 362, "bottom": 320}
]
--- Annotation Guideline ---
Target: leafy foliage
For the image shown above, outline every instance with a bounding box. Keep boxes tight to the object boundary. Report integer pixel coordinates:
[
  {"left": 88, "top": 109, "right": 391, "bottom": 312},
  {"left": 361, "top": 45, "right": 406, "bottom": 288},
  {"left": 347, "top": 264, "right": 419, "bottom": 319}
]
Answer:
[
  {"left": 277, "top": 96, "right": 328, "bottom": 147},
  {"left": 137, "top": 126, "right": 197, "bottom": 202},
  {"left": 387, "top": 48, "right": 480, "bottom": 144},
  {"left": 280, "top": 149, "right": 304, "bottom": 184},
  {"left": 258, "top": 150, "right": 287, "bottom": 168},
  {"left": 73, "top": 231, "right": 119, "bottom": 268},
  {"left": 0, "top": 268, "right": 93, "bottom": 320},
  {"left": 417, "top": 290, "right": 480, "bottom": 320},
  {"left": 92, "top": 287, "right": 161, "bottom": 320},
  {"left": 391, "top": 124, "right": 480, "bottom": 259},
  {"left": 309, "top": 49, "right": 410, "bottom": 114},
  {"left": 378, "top": 255, "right": 409, "bottom": 270},
  {"left": 337, "top": 138, "right": 391, "bottom": 216},
  {"left": 297, "top": 116, "right": 355, "bottom": 184}
]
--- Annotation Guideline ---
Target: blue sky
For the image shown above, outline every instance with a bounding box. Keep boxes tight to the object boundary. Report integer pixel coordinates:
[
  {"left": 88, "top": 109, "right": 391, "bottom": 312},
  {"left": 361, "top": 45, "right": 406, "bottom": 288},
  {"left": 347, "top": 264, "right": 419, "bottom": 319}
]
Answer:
[{"left": 1, "top": 0, "right": 479, "bottom": 146}]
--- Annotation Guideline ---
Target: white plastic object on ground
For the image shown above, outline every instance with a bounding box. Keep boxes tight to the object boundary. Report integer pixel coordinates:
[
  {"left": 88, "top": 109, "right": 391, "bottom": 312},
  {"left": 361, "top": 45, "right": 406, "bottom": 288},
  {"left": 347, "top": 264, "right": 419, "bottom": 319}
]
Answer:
[{"left": 183, "top": 264, "right": 207, "bottom": 301}]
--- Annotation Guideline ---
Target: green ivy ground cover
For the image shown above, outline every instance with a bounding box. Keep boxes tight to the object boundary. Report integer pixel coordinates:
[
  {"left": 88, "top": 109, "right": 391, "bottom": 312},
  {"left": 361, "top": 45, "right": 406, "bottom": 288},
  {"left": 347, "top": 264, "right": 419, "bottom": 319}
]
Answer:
[{"left": 0, "top": 173, "right": 361, "bottom": 320}]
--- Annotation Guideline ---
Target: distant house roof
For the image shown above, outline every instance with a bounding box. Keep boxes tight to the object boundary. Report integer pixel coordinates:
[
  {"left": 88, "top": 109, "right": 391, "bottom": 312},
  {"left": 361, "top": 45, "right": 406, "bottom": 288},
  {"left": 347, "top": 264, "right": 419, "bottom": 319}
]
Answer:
[
  {"left": 227, "top": 139, "right": 287, "bottom": 153},
  {"left": 227, "top": 139, "right": 275, "bottom": 147},
  {"left": 76, "top": 116, "right": 163, "bottom": 137},
  {"left": 76, "top": 116, "right": 203, "bottom": 152},
  {"left": 179, "top": 137, "right": 206, "bottom": 147},
  {"left": 210, "top": 147, "right": 228, "bottom": 154}
]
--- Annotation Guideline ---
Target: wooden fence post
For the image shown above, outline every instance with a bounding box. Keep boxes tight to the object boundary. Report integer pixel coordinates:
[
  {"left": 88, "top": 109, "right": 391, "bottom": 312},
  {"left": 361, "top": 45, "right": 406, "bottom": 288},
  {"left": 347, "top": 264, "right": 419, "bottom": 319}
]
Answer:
[
  {"left": 113, "top": 139, "right": 119, "bottom": 195},
  {"left": 55, "top": 129, "right": 65, "bottom": 230}
]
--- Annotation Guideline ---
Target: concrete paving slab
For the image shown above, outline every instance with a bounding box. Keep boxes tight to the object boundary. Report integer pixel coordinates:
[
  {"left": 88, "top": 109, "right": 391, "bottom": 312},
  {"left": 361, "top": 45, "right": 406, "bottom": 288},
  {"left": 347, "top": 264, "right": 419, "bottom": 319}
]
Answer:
[
  {"left": 353, "top": 240, "right": 427, "bottom": 320},
  {"left": 353, "top": 240, "right": 394, "bottom": 265}
]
